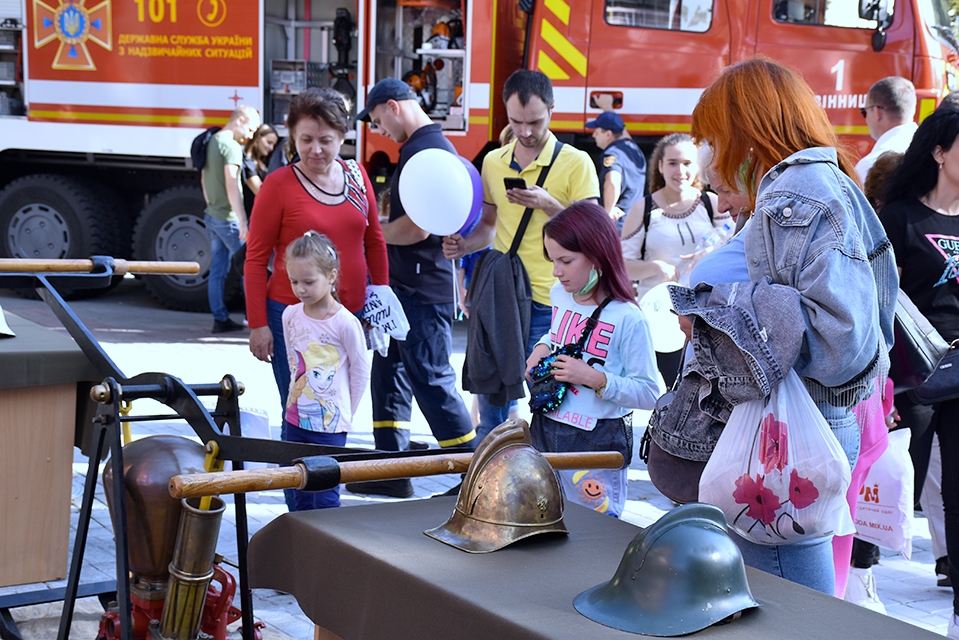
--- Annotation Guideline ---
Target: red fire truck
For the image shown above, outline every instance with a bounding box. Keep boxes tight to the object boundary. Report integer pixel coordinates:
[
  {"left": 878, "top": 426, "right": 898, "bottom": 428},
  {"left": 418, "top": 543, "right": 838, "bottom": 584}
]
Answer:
[
  {"left": 359, "top": 0, "right": 958, "bottom": 166},
  {"left": 0, "top": 0, "right": 954, "bottom": 309}
]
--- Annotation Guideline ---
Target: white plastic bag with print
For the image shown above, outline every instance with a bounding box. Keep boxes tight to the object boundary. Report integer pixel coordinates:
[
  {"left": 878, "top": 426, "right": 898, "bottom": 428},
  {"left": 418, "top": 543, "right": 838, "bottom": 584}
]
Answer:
[
  {"left": 699, "top": 370, "right": 856, "bottom": 545},
  {"left": 855, "top": 428, "right": 914, "bottom": 559}
]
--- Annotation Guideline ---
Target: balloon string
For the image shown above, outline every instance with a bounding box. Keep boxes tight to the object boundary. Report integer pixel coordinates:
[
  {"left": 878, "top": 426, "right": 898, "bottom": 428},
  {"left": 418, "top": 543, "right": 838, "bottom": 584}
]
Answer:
[{"left": 451, "top": 258, "right": 459, "bottom": 317}]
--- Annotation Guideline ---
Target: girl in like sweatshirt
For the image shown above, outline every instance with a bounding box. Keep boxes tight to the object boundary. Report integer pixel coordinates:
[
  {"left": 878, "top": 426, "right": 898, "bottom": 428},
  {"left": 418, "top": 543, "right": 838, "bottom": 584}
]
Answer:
[
  {"left": 283, "top": 231, "right": 370, "bottom": 511},
  {"left": 526, "top": 201, "right": 661, "bottom": 517}
]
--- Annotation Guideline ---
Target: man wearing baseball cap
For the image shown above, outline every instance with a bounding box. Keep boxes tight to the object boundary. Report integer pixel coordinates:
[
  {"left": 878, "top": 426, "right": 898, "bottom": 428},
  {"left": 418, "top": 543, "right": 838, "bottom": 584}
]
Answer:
[
  {"left": 356, "top": 77, "right": 416, "bottom": 124},
  {"left": 586, "top": 111, "right": 646, "bottom": 231},
  {"left": 348, "top": 77, "right": 477, "bottom": 499}
]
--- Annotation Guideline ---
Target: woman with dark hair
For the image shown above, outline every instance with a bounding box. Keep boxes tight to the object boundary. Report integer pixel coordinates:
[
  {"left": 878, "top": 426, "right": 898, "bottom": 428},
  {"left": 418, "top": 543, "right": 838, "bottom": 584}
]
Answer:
[
  {"left": 620, "top": 133, "right": 726, "bottom": 296},
  {"left": 880, "top": 107, "right": 959, "bottom": 638},
  {"left": 242, "top": 123, "right": 279, "bottom": 214},
  {"left": 686, "top": 57, "right": 897, "bottom": 594},
  {"left": 245, "top": 88, "right": 388, "bottom": 509},
  {"left": 525, "top": 201, "right": 660, "bottom": 517}
]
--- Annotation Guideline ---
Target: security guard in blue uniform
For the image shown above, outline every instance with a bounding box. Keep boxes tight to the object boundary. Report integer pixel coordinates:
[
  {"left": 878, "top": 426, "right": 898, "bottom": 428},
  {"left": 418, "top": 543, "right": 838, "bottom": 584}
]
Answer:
[{"left": 587, "top": 111, "right": 646, "bottom": 232}]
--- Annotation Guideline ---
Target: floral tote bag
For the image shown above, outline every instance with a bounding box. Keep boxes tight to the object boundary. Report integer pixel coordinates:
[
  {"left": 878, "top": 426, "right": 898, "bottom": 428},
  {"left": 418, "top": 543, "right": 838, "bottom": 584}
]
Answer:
[{"left": 699, "top": 369, "right": 856, "bottom": 545}]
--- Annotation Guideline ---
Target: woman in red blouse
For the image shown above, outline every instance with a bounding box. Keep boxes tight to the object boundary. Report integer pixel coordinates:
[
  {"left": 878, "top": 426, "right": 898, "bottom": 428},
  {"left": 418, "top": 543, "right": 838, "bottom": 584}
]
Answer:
[{"left": 245, "top": 87, "right": 388, "bottom": 440}]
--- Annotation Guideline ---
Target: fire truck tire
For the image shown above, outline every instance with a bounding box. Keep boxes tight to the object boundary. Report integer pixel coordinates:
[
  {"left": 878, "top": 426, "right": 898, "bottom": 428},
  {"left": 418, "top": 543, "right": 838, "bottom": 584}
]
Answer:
[
  {"left": 89, "top": 180, "right": 135, "bottom": 260},
  {"left": 0, "top": 174, "right": 120, "bottom": 298},
  {"left": 132, "top": 186, "right": 243, "bottom": 312}
]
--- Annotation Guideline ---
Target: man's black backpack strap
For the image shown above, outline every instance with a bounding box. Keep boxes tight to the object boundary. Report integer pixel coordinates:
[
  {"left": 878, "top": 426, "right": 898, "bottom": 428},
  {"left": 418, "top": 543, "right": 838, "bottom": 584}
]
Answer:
[{"left": 508, "top": 141, "right": 564, "bottom": 256}]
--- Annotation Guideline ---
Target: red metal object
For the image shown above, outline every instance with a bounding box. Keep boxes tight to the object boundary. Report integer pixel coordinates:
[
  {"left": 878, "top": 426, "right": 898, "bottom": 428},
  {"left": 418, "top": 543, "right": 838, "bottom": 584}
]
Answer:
[
  {"left": 96, "top": 563, "right": 263, "bottom": 640},
  {"left": 201, "top": 564, "right": 240, "bottom": 640},
  {"left": 96, "top": 592, "right": 165, "bottom": 640}
]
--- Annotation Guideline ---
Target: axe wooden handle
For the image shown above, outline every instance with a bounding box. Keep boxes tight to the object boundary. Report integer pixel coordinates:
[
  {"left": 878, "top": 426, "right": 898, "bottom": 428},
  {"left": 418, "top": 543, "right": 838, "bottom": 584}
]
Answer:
[
  {"left": 169, "top": 451, "right": 623, "bottom": 498},
  {"left": 0, "top": 258, "right": 200, "bottom": 275}
]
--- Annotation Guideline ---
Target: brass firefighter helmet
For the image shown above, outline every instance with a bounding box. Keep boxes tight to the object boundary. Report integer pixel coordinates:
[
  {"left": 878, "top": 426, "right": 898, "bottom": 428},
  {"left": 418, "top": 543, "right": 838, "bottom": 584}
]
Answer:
[
  {"left": 424, "top": 419, "right": 567, "bottom": 553},
  {"left": 574, "top": 503, "right": 759, "bottom": 636}
]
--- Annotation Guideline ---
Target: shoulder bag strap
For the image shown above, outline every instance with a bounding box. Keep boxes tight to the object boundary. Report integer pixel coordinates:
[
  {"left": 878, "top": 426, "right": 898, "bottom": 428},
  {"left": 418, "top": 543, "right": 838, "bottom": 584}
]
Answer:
[
  {"left": 345, "top": 159, "right": 367, "bottom": 194},
  {"left": 640, "top": 193, "right": 653, "bottom": 261},
  {"left": 700, "top": 191, "right": 714, "bottom": 222},
  {"left": 509, "top": 141, "right": 565, "bottom": 256},
  {"left": 337, "top": 159, "right": 369, "bottom": 221},
  {"left": 577, "top": 297, "right": 613, "bottom": 349}
]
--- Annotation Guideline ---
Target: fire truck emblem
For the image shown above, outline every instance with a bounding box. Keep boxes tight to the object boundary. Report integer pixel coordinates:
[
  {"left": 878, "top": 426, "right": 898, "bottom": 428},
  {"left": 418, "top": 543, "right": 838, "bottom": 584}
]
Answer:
[{"left": 33, "top": 0, "right": 112, "bottom": 70}]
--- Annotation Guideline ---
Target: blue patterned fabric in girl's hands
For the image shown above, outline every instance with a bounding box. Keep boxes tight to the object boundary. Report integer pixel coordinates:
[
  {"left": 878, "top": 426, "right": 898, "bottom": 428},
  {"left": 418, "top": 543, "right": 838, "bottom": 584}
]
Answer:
[{"left": 529, "top": 343, "right": 583, "bottom": 414}]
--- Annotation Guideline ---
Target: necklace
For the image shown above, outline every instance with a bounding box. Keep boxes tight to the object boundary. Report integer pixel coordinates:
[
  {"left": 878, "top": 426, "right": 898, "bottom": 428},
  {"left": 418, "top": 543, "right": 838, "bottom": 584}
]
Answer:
[
  {"left": 294, "top": 163, "right": 345, "bottom": 198},
  {"left": 307, "top": 300, "right": 338, "bottom": 321}
]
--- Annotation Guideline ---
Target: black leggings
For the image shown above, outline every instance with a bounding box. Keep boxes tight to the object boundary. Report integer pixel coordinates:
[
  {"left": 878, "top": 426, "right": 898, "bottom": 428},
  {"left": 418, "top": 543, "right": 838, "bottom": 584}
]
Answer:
[{"left": 925, "top": 396, "right": 959, "bottom": 615}]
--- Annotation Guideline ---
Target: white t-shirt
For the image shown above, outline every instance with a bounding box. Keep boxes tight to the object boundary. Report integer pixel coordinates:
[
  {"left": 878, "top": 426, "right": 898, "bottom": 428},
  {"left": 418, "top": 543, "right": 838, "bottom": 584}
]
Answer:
[
  {"left": 282, "top": 304, "right": 371, "bottom": 433},
  {"left": 621, "top": 195, "right": 731, "bottom": 300},
  {"left": 854, "top": 122, "right": 917, "bottom": 181},
  {"left": 535, "top": 285, "right": 662, "bottom": 430}
]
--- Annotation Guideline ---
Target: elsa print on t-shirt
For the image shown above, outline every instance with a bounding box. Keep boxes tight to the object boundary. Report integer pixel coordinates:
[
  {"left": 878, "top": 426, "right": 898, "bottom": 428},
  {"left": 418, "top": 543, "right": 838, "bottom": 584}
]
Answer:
[{"left": 289, "top": 341, "right": 341, "bottom": 432}]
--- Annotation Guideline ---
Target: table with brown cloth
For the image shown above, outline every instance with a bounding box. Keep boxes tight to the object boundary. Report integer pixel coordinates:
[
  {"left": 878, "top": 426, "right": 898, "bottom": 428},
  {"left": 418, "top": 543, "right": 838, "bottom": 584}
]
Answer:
[
  {"left": 248, "top": 497, "right": 936, "bottom": 639},
  {"left": 0, "top": 312, "right": 100, "bottom": 587}
]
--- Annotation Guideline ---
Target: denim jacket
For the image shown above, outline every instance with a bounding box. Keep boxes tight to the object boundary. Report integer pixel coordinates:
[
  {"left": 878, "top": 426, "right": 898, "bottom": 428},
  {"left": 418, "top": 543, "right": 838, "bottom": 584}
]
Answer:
[
  {"left": 649, "top": 148, "right": 898, "bottom": 462},
  {"left": 742, "top": 147, "right": 897, "bottom": 408},
  {"left": 649, "top": 279, "right": 804, "bottom": 461}
]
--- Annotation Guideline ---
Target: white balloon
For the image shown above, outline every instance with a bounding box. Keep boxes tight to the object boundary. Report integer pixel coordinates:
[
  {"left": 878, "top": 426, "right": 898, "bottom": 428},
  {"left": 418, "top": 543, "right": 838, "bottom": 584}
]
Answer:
[
  {"left": 638, "top": 282, "right": 686, "bottom": 353},
  {"left": 397, "top": 148, "right": 473, "bottom": 236}
]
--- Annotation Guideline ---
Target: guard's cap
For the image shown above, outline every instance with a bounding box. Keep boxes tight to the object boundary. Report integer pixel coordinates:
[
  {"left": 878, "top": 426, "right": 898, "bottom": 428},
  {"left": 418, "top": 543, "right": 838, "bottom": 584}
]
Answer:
[
  {"left": 585, "top": 111, "right": 624, "bottom": 134},
  {"left": 357, "top": 78, "right": 416, "bottom": 123}
]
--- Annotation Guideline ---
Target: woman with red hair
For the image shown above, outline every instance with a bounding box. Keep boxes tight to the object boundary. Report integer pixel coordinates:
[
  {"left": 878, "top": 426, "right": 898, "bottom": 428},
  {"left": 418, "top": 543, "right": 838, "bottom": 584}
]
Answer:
[
  {"left": 525, "top": 201, "right": 661, "bottom": 517},
  {"left": 685, "top": 58, "right": 897, "bottom": 594}
]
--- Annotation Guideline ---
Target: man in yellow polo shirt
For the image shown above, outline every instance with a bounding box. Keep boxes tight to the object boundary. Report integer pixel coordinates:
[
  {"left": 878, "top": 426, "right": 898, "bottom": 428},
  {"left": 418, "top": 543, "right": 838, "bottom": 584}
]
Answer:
[{"left": 443, "top": 70, "right": 598, "bottom": 442}]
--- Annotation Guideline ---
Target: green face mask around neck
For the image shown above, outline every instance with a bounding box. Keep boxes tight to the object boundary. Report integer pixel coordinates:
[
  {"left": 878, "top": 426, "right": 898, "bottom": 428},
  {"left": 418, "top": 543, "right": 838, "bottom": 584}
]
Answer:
[{"left": 577, "top": 267, "right": 600, "bottom": 296}]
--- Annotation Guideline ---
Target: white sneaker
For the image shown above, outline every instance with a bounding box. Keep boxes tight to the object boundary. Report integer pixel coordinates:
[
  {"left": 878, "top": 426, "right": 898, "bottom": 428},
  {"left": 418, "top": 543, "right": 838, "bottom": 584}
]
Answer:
[
  {"left": 947, "top": 613, "right": 959, "bottom": 639},
  {"left": 844, "top": 567, "right": 886, "bottom": 615}
]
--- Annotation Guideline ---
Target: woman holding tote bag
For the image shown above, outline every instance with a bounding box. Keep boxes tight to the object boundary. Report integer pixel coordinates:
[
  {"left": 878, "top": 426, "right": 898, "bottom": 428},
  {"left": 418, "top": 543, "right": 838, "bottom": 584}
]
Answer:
[{"left": 683, "top": 58, "right": 897, "bottom": 595}]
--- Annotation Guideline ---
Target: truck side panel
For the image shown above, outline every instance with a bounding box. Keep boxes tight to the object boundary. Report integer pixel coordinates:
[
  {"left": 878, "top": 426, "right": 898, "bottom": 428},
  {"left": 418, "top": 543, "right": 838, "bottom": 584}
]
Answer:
[
  {"left": 752, "top": 0, "right": 915, "bottom": 159},
  {"left": 486, "top": 0, "right": 527, "bottom": 143},
  {"left": 521, "top": 0, "right": 593, "bottom": 130},
  {"left": 576, "top": 0, "right": 731, "bottom": 135},
  {"left": 24, "top": 0, "right": 261, "bottom": 129}
]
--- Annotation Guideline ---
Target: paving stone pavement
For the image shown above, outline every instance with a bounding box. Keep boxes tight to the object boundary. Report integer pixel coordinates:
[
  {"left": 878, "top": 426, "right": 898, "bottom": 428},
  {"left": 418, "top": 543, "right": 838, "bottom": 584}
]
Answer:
[{"left": 0, "top": 281, "right": 953, "bottom": 638}]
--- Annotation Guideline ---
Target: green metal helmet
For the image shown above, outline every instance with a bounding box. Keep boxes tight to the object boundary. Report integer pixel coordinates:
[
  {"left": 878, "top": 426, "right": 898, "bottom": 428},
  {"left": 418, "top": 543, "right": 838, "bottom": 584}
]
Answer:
[
  {"left": 424, "top": 419, "right": 567, "bottom": 553},
  {"left": 574, "top": 503, "right": 759, "bottom": 636}
]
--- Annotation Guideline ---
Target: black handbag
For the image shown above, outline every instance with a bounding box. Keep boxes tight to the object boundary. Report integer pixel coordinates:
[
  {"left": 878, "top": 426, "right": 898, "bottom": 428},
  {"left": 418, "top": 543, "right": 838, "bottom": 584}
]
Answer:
[
  {"left": 889, "top": 288, "right": 950, "bottom": 394},
  {"left": 529, "top": 298, "right": 611, "bottom": 414},
  {"left": 639, "top": 394, "right": 707, "bottom": 505},
  {"left": 638, "top": 347, "right": 708, "bottom": 505},
  {"left": 909, "top": 340, "right": 959, "bottom": 405}
]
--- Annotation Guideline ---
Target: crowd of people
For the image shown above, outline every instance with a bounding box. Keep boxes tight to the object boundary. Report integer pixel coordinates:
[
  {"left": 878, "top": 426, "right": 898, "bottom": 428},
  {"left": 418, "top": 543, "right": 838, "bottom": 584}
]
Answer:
[{"left": 199, "top": 60, "right": 957, "bottom": 634}]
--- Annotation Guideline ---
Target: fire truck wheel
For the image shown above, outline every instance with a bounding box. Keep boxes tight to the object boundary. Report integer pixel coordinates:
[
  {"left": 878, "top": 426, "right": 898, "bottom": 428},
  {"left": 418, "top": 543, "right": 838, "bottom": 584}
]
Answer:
[
  {"left": 0, "top": 174, "right": 120, "bottom": 299},
  {"left": 132, "top": 186, "right": 243, "bottom": 312}
]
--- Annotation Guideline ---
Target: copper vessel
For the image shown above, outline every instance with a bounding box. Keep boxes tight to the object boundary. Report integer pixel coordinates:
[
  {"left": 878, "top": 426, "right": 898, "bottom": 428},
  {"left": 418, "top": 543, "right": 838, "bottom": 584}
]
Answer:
[{"left": 102, "top": 435, "right": 207, "bottom": 581}]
